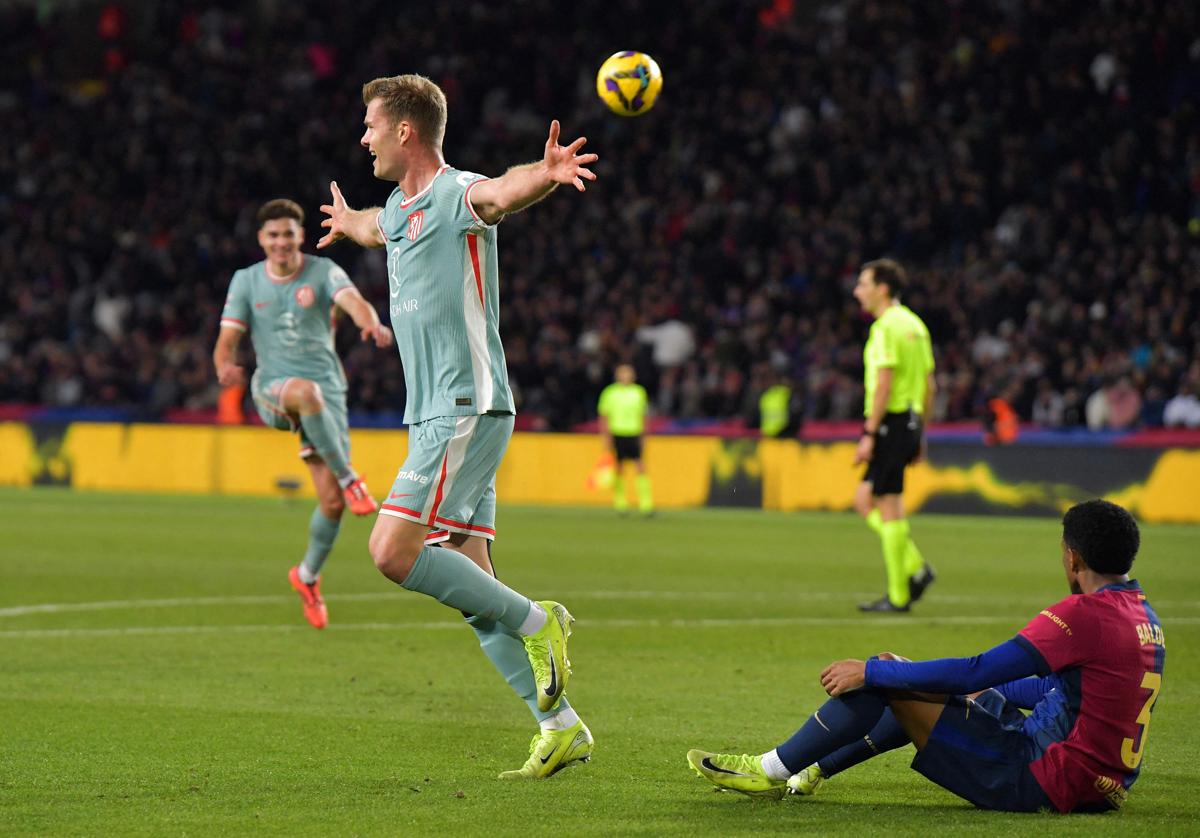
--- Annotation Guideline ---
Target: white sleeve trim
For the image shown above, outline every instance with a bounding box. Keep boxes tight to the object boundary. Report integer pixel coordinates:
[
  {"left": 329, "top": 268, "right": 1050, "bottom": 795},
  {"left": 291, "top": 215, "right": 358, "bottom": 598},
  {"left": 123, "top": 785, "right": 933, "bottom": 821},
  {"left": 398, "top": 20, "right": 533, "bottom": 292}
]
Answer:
[{"left": 463, "top": 178, "right": 498, "bottom": 230}]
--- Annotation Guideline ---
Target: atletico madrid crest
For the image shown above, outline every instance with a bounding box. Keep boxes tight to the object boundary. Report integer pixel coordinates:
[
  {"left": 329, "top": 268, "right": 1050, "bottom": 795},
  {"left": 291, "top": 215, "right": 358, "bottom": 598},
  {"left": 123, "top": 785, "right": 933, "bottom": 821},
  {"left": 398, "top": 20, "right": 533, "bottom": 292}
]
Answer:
[
  {"left": 294, "top": 285, "right": 315, "bottom": 308},
  {"left": 406, "top": 210, "right": 424, "bottom": 242}
]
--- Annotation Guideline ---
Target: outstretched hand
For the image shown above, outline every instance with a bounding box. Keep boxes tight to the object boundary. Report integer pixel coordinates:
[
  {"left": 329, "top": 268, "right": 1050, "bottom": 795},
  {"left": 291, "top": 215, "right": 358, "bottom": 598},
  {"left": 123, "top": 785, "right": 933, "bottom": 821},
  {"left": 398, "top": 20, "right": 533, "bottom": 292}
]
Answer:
[
  {"left": 317, "top": 181, "right": 349, "bottom": 249},
  {"left": 543, "top": 120, "right": 598, "bottom": 191}
]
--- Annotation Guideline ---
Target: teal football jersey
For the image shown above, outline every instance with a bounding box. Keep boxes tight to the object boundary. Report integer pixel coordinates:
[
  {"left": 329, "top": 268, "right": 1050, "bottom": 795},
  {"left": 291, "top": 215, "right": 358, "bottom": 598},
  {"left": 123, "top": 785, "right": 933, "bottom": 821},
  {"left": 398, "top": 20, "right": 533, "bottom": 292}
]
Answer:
[
  {"left": 219, "top": 255, "right": 355, "bottom": 393},
  {"left": 377, "top": 165, "right": 515, "bottom": 424}
]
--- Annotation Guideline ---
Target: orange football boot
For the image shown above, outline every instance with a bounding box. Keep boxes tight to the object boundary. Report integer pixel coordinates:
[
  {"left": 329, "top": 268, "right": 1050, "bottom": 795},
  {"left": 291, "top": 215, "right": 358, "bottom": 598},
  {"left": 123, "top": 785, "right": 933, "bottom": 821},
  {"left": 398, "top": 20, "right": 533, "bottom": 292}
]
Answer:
[
  {"left": 343, "top": 476, "right": 378, "bottom": 516},
  {"left": 288, "top": 565, "right": 328, "bottom": 629}
]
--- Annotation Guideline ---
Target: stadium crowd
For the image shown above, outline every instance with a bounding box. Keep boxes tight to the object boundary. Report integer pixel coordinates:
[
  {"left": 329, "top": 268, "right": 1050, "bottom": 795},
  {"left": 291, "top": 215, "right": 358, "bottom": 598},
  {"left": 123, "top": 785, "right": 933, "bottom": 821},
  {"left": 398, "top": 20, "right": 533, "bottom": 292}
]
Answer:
[{"left": 2, "top": 0, "right": 1199, "bottom": 431}]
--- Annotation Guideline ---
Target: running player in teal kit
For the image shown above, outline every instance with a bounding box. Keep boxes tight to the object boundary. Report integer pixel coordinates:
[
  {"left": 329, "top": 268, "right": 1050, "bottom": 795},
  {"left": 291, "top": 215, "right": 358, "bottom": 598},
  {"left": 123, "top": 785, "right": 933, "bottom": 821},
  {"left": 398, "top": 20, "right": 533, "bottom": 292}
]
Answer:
[
  {"left": 214, "top": 198, "right": 393, "bottom": 629},
  {"left": 317, "top": 75, "right": 598, "bottom": 779}
]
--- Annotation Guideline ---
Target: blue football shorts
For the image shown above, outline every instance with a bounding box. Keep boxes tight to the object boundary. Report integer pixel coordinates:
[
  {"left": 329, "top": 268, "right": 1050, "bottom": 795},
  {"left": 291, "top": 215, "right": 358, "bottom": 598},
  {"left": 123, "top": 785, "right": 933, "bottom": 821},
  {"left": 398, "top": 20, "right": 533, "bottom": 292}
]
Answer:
[{"left": 910, "top": 690, "right": 1055, "bottom": 812}]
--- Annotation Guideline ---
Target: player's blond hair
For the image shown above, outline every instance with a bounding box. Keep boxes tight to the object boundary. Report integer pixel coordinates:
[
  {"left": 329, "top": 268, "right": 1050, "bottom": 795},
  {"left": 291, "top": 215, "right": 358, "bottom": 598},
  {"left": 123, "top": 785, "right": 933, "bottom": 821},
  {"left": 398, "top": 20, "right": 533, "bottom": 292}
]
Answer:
[{"left": 362, "top": 74, "right": 447, "bottom": 148}]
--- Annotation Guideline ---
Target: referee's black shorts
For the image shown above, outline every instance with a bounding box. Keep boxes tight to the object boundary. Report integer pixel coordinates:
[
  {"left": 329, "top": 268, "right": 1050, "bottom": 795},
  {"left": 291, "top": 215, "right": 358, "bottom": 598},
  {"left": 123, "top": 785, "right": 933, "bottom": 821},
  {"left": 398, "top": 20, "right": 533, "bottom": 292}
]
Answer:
[
  {"left": 612, "top": 434, "right": 644, "bottom": 462},
  {"left": 864, "top": 411, "right": 922, "bottom": 496}
]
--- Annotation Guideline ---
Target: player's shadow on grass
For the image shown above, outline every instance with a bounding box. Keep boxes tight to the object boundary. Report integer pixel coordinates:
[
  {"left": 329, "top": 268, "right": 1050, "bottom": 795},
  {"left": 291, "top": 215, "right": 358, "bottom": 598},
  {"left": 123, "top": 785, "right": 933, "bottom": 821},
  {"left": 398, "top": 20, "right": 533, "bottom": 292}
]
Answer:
[{"left": 683, "top": 794, "right": 1054, "bottom": 817}]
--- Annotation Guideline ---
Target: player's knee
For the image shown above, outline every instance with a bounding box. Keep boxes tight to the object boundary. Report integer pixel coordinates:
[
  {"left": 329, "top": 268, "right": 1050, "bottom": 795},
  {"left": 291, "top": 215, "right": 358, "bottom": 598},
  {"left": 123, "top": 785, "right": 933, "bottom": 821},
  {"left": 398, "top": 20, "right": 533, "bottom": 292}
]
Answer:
[
  {"left": 321, "top": 496, "right": 345, "bottom": 519},
  {"left": 877, "top": 495, "right": 903, "bottom": 520},
  {"left": 853, "top": 492, "right": 873, "bottom": 518},
  {"left": 290, "top": 380, "right": 324, "bottom": 412},
  {"left": 369, "top": 531, "right": 419, "bottom": 583}
]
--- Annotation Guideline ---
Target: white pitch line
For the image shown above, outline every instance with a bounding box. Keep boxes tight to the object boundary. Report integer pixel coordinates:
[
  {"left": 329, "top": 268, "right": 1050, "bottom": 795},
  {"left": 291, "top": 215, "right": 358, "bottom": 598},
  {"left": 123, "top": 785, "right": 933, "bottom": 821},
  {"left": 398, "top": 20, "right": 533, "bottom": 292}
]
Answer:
[
  {"left": 0, "top": 621, "right": 460, "bottom": 639},
  {"left": 0, "top": 594, "right": 294, "bottom": 617},
  {"left": 0, "top": 593, "right": 386, "bottom": 617},
  {"left": 3, "top": 615, "right": 1199, "bottom": 640},
  {"left": 2, "top": 589, "right": 1197, "bottom": 619},
  {"left": 0, "top": 590, "right": 876, "bottom": 618}
]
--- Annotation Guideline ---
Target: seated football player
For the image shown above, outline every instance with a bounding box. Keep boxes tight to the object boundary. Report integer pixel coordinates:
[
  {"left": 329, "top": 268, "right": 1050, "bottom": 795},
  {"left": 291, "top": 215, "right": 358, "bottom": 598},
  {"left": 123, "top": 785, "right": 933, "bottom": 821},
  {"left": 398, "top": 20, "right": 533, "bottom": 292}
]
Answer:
[{"left": 687, "top": 499, "right": 1163, "bottom": 813}]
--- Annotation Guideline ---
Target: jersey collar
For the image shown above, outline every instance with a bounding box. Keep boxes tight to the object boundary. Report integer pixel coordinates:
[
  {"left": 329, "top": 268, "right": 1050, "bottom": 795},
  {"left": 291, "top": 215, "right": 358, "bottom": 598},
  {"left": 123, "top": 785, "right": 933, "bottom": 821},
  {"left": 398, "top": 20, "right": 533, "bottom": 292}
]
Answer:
[
  {"left": 399, "top": 164, "right": 451, "bottom": 208},
  {"left": 265, "top": 255, "right": 305, "bottom": 283},
  {"left": 1097, "top": 578, "right": 1141, "bottom": 593}
]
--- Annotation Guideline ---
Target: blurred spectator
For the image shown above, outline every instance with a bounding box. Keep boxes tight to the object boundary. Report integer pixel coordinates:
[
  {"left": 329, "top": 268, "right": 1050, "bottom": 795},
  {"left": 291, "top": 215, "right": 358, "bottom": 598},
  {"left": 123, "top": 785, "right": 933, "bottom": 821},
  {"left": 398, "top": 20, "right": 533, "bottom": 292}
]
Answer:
[
  {"left": 1087, "top": 376, "right": 1144, "bottom": 431},
  {"left": 637, "top": 317, "right": 696, "bottom": 370},
  {"left": 1, "top": 0, "right": 1197, "bottom": 430},
  {"left": 1164, "top": 382, "right": 1200, "bottom": 428},
  {"left": 1106, "top": 377, "right": 1144, "bottom": 431},
  {"left": 1030, "top": 379, "right": 1065, "bottom": 428}
]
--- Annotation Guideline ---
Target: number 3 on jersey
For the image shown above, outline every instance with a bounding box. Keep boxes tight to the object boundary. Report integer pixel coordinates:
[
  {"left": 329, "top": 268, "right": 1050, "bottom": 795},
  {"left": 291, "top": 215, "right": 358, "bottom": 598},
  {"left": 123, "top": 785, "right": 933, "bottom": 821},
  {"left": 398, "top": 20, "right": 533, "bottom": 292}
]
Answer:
[{"left": 1121, "top": 671, "right": 1161, "bottom": 770}]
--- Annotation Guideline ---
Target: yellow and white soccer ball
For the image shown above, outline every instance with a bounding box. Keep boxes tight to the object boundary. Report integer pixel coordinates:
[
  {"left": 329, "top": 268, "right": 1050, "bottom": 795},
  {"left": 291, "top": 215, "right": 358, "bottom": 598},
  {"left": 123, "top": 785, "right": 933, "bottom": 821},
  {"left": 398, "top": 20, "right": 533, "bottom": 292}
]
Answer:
[{"left": 595, "top": 51, "right": 663, "bottom": 117}]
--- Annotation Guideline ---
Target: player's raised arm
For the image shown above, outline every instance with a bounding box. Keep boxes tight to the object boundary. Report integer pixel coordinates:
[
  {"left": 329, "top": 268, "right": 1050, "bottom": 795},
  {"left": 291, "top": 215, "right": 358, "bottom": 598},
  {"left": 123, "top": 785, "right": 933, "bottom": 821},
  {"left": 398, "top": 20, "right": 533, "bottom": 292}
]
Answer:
[
  {"left": 334, "top": 286, "right": 393, "bottom": 349},
  {"left": 468, "top": 120, "right": 598, "bottom": 225},
  {"left": 317, "top": 181, "right": 385, "bottom": 249}
]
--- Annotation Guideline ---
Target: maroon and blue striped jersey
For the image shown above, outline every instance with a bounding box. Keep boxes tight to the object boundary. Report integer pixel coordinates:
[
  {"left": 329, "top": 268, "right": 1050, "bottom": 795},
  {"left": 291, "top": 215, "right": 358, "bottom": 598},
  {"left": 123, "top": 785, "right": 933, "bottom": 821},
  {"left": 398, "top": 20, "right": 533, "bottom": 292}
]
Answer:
[{"left": 1015, "top": 580, "right": 1164, "bottom": 811}]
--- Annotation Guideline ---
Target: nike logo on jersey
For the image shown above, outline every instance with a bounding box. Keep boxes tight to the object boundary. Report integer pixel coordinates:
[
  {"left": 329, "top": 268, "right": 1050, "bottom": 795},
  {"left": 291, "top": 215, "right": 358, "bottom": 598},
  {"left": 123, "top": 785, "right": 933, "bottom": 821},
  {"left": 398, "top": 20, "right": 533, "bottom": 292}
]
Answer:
[
  {"left": 388, "top": 493, "right": 413, "bottom": 499},
  {"left": 254, "top": 301, "right": 271, "bottom": 308}
]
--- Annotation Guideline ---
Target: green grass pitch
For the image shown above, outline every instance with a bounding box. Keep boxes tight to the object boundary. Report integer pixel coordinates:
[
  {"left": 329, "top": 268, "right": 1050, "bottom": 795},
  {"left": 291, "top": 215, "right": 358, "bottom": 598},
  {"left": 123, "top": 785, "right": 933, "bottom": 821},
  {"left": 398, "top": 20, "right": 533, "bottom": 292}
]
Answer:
[{"left": 1, "top": 487, "right": 1197, "bottom": 836}]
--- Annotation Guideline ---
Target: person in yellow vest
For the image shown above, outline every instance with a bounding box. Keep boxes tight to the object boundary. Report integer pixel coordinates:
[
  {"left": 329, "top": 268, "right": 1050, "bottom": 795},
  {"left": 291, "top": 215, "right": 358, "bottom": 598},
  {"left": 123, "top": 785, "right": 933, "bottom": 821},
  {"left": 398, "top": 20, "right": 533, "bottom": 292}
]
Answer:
[
  {"left": 759, "top": 372, "right": 802, "bottom": 437},
  {"left": 852, "top": 259, "right": 936, "bottom": 612},
  {"left": 597, "top": 364, "right": 654, "bottom": 515}
]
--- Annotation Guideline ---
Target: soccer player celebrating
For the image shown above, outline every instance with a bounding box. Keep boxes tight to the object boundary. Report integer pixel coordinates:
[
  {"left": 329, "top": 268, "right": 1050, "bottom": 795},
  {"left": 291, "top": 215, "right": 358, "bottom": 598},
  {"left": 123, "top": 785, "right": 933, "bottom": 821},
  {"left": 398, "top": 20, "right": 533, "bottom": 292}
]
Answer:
[
  {"left": 852, "top": 259, "right": 937, "bottom": 612},
  {"left": 688, "top": 499, "right": 1165, "bottom": 813},
  {"left": 214, "top": 198, "right": 393, "bottom": 629},
  {"left": 597, "top": 363, "right": 654, "bottom": 515},
  {"left": 317, "top": 74, "right": 597, "bottom": 779}
]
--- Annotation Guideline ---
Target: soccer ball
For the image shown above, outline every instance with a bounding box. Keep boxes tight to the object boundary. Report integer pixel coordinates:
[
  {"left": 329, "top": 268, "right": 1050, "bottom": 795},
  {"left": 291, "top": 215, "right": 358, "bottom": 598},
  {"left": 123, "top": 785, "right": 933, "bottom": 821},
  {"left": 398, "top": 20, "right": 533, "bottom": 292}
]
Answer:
[{"left": 595, "top": 51, "right": 663, "bottom": 117}]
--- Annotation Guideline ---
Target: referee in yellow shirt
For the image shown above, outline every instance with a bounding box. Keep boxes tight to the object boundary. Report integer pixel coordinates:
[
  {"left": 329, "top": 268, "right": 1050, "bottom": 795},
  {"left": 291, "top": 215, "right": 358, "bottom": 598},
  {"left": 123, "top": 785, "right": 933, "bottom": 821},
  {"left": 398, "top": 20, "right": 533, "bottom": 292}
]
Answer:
[
  {"left": 852, "top": 259, "right": 936, "bottom": 612},
  {"left": 597, "top": 364, "right": 654, "bottom": 515}
]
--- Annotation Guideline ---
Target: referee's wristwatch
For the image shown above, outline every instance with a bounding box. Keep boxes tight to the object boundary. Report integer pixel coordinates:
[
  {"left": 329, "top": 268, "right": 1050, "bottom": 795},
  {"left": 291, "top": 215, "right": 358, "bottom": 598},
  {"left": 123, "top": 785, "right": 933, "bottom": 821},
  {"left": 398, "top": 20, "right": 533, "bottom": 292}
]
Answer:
[{"left": 861, "top": 423, "right": 876, "bottom": 438}]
